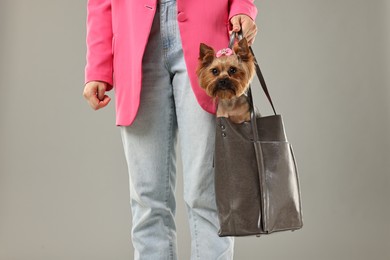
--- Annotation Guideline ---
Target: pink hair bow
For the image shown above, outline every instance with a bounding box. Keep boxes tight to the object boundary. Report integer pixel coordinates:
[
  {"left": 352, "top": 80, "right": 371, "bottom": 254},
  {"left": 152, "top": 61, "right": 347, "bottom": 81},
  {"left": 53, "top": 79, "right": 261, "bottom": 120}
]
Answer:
[{"left": 216, "top": 48, "right": 233, "bottom": 58}]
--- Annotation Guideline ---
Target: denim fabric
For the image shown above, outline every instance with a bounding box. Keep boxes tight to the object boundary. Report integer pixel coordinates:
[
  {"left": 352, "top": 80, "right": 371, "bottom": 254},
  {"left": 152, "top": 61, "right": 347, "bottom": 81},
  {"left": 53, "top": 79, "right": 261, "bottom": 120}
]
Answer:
[{"left": 119, "top": 0, "right": 234, "bottom": 259}]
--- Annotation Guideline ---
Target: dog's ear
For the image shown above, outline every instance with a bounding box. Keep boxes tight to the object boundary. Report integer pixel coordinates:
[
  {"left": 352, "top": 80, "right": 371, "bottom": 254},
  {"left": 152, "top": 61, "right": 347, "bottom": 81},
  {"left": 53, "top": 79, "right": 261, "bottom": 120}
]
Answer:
[
  {"left": 199, "top": 43, "right": 215, "bottom": 66},
  {"left": 233, "top": 38, "right": 252, "bottom": 62}
]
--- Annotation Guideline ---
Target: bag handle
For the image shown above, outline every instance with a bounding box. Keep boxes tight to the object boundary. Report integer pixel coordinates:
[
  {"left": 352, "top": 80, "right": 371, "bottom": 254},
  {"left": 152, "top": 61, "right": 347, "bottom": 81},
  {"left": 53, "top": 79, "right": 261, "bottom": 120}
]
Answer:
[{"left": 229, "top": 32, "right": 277, "bottom": 115}]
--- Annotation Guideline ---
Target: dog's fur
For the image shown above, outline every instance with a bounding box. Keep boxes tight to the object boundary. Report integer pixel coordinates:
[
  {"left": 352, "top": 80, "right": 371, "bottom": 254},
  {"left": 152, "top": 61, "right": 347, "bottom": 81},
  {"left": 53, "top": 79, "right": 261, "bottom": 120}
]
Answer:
[{"left": 196, "top": 38, "right": 257, "bottom": 123}]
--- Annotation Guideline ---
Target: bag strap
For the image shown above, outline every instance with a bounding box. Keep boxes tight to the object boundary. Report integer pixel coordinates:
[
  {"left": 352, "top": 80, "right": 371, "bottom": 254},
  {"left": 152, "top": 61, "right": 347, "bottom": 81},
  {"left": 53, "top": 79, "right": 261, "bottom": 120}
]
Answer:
[
  {"left": 229, "top": 32, "right": 277, "bottom": 115},
  {"left": 248, "top": 87, "right": 268, "bottom": 230},
  {"left": 230, "top": 33, "right": 270, "bottom": 229}
]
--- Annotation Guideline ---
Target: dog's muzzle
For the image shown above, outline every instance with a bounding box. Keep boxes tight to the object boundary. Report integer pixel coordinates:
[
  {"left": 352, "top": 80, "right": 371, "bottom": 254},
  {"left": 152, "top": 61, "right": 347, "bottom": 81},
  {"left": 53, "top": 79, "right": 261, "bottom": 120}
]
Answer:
[{"left": 215, "top": 78, "right": 235, "bottom": 92}]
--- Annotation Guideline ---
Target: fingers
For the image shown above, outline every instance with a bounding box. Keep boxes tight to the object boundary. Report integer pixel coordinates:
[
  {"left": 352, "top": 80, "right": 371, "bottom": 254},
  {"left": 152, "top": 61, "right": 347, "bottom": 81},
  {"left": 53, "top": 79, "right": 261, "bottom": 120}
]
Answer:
[
  {"left": 97, "top": 83, "right": 106, "bottom": 101},
  {"left": 89, "top": 93, "right": 111, "bottom": 110},
  {"left": 230, "top": 15, "right": 242, "bottom": 33},
  {"left": 229, "top": 15, "right": 258, "bottom": 46},
  {"left": 83, "top": 81, "right": 111, "bottom": 110},
  {"left": 94, "top": 95, "right": 111, "bottom": 110},
  {"left": 241, "top": 18, "right": 257, "bottom": 45}
]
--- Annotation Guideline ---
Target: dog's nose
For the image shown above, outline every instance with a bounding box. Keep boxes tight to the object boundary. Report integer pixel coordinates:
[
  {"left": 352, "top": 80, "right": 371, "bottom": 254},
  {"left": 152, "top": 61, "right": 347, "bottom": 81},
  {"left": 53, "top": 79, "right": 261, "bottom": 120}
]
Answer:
[{"left": 219, "top": 78, "right": 227, "bottom": 85}]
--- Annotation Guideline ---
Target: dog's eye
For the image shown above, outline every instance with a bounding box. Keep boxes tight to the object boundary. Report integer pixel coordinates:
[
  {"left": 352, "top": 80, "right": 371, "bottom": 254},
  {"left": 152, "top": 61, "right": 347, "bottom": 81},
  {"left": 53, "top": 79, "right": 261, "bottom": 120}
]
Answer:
[
  {"left": 211, "top": 68, "right": 219, "bottom": 75},
  {"left": 229, "top": 67, "right": 237, "bottom": 74}
]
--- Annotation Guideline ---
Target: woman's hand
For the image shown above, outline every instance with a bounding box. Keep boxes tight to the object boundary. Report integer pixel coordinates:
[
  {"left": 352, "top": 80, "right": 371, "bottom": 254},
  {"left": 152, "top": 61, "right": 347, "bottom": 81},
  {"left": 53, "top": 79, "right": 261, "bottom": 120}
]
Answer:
[
  {"left": 83, "top": 81, "right": 111, "bottom": 110},
  {"left": 229, "top": 14, "right": 258, "bottom": 46}
]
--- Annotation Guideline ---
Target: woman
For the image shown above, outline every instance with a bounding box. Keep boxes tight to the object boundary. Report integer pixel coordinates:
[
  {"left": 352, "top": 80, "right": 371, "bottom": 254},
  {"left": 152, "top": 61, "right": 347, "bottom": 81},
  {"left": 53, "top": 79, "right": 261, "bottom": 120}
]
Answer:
[{"left": 83, "top": 0, "right": 257, "bottom": 259}]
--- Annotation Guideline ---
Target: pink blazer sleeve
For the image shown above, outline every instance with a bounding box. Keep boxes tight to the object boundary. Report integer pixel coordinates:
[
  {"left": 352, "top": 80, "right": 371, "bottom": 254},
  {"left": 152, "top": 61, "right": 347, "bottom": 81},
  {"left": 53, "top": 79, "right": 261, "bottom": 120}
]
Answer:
[
  {"left": 84, "top": 0, "right": 114, "bottom": 91},
  {"left": 228, "top": 0, "right": 258, "bottom": 21}
]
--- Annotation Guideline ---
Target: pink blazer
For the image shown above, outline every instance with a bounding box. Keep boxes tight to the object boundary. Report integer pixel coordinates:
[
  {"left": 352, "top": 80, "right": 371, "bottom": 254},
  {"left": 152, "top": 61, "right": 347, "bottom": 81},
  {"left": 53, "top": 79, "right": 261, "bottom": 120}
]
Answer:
[{"left": 85, "top": 0, "right": 257, "bottom": 126}]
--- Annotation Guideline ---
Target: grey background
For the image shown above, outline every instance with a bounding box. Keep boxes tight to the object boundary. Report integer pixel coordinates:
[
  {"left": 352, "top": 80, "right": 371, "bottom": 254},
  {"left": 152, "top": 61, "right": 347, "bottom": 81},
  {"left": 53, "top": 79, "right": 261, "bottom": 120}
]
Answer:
[{"left": 0, "top": 0, "right": 389, "bottom": 259}]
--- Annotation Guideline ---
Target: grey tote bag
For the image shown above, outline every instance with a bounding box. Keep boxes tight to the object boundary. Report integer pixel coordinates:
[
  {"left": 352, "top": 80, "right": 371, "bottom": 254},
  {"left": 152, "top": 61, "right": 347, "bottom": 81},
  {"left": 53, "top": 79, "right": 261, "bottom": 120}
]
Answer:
[{"left": 214, "top": 45, "right": 303, "bottom": 237}]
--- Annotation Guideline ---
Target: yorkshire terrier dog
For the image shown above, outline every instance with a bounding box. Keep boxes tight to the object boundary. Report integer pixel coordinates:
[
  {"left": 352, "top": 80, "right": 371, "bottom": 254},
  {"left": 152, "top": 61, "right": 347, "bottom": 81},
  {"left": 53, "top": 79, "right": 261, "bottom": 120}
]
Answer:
[{"left": 196, "top": 38, "right": 258, "bottom": 124}]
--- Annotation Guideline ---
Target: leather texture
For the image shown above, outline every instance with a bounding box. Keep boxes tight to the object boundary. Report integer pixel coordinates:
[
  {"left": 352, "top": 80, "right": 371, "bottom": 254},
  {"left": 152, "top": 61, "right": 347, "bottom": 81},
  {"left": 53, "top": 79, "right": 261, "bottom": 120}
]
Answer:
[{"left": 214, "top": 37, "right": 303, "bottom": 236}]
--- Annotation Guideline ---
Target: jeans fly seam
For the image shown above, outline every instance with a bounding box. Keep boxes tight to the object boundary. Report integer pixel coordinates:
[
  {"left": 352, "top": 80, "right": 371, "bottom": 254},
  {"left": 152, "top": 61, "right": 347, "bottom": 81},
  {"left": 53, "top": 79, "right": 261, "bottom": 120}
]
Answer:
[{"left": 159, "top": 4, "right": 170, "bottom": 71}]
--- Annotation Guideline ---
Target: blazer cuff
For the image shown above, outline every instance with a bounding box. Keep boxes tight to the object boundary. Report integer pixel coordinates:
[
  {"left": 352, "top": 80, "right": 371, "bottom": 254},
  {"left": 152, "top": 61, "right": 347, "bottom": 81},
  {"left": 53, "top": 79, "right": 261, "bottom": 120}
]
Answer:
[
  {"left": 84, "top": 73, "right": 113, "bottom": 91},
  {"left": 228, "top": 0, "right": 258, "bottom": 21}
]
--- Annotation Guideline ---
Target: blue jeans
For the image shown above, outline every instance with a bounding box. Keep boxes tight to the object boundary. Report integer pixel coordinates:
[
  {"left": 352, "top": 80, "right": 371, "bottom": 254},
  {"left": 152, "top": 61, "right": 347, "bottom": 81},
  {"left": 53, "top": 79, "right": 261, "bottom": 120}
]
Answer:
[{"left": 119, "top": 0, "right": 234, "bottom": 259}]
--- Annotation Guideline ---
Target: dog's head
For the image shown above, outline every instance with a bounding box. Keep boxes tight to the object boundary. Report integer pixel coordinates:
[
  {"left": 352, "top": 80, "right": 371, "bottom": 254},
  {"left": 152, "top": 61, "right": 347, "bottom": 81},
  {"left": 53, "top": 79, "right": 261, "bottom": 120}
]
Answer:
[{"left": 196, "top": 38, "right": 255, "bottom": 100}]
